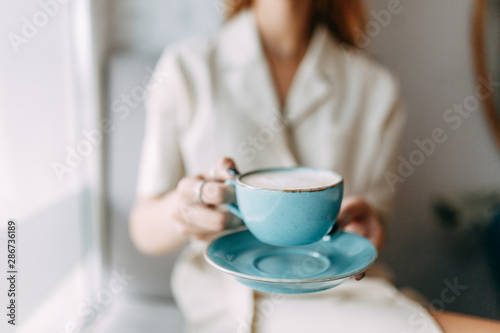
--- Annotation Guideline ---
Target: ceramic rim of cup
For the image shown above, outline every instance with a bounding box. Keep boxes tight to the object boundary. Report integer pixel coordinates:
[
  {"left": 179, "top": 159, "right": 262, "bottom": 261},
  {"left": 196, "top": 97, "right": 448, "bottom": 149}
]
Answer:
[{"left": 235, "top": 167, "right": 344, "bottom": 193}]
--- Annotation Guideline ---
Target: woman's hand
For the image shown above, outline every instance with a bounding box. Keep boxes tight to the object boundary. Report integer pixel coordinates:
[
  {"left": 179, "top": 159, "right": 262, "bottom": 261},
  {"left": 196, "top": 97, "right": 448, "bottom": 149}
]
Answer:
[
  {"left": 172, "top": 158, "right": 239, "bottom": 240},
  {"left": 336, "top": 197, "right": 385, "bottom": 280}
]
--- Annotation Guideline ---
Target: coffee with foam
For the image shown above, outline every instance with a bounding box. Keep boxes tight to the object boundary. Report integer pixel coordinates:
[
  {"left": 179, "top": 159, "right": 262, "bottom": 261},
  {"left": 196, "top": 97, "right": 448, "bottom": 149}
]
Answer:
[{"left": 240, "top": 169, "right": 341, "bottom": 190}]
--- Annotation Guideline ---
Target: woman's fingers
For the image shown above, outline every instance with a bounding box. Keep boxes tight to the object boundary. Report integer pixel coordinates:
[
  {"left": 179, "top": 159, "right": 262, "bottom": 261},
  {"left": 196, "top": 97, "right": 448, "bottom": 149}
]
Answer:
[
  {"left": 336, "top": 197, "right": 371, "bottom": 228},
  {"left": 338, "top": 198, "right": 385, "bottom": 251},
  {"left": 202, "top": 181, "right": 236, "bottom": 204},
  {"left": 175, "top": 201, "right": 228, "bottom": 232},
  {"left": 336, "top": 197, "right": 385, "bottom": 281},
  {"left": 214, "top": 157, "right": 239, "bottom": 181},
  {"left": 177, "top": 176, "right": 235, "bottom": 205},
  {"left": 354, "top": 273, "right": 366, "bottom": 281},
  {"left": 172, "top": 157, "right": 240, "bottom": 239},
  {"left": 173, "top": 217, "right": 214, "bottom": 236},
  {"left": 343, "top": 220, "right": 370, "bottom": 238},
  {"left": 173, "top": 218, "right": 223, "bottom": 238}
]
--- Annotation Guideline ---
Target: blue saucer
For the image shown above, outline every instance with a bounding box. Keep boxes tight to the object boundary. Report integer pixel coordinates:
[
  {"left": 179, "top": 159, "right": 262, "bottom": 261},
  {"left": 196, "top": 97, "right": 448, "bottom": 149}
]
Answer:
[{"left": 205, "top": 228, "right": 378, "bottom": 294}]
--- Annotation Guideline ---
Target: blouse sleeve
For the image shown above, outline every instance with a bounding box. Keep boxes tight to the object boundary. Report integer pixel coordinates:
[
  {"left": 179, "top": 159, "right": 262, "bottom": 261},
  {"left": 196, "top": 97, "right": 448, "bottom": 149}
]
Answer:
[
  {"left": 136, "top": 49, "right": 185, "bottom": 198},
  {"left": 363, "top": 78, "right": 407, "bottom": 222}
]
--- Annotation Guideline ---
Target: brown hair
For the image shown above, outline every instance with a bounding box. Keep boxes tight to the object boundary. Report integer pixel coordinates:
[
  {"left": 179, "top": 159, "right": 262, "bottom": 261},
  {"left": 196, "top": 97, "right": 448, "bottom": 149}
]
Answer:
[{"left": 224, "top": 0, "right": 367, "bottom": 47}]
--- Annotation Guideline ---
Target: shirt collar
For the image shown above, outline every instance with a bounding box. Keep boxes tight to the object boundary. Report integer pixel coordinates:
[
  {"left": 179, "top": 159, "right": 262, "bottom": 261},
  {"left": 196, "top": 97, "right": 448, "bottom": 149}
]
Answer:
[
  {"left": 216, "top": 9, "right": 345, "bottom": 166},
  {"left": 217, "top": 9, "right": 340, "bottom": 78}
]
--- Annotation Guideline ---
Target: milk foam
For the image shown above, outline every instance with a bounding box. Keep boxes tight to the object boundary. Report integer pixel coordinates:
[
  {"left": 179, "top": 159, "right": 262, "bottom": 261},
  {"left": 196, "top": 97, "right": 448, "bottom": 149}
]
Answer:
[{"left": 240, "top": 169, "right": 341, "bottom": 190}]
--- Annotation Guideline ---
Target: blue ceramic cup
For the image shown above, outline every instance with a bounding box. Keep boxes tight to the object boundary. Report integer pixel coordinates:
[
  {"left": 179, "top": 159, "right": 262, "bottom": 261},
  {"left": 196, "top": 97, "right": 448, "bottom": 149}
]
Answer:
[{"left": 225, "top": 167, "right": 343, "bottom": 246}]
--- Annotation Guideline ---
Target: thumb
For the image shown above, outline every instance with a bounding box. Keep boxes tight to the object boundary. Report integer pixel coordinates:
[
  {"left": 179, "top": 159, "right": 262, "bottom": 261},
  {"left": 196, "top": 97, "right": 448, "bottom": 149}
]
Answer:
[
  {"left": 215, "top": 157, "right": 239, "bottom": 181},
  {"left": 336, "top": 197, "right": 370, "bottom": 228}
]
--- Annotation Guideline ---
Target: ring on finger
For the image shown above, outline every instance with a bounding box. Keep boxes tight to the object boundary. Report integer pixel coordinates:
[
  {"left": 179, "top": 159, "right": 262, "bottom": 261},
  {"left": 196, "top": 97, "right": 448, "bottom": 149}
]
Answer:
[{"left": 194, "top": 179, "right": 207, "bottom": 205}]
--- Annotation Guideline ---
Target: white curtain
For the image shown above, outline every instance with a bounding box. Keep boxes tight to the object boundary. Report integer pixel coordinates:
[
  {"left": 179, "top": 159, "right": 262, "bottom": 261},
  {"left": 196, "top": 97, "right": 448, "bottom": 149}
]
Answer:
[{"left": 0, "top": 1, "right": 103, "bottom": 332}]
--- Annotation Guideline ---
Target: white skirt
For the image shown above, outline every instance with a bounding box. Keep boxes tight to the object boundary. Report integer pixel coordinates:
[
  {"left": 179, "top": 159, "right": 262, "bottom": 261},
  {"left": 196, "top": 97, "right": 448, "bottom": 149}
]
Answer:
[{"left": 253, "top": 278, "right": 443, "bottom": 333}]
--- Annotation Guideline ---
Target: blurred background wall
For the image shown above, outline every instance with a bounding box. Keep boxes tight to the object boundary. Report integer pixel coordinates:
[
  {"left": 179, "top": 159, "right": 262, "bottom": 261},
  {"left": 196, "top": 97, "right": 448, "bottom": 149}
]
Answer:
[
  {"left": 368, "top": 0, "right": 500, "bottom": 320},
  {"left": 99, "top": 0, "right": 500, "bottom": 320}
]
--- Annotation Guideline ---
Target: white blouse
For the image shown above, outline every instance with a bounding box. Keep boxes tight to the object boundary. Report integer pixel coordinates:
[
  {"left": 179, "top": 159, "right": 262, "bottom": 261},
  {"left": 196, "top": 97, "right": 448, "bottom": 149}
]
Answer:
[{"left": 136, "top": 10, "right": 442, "bottom": 333}]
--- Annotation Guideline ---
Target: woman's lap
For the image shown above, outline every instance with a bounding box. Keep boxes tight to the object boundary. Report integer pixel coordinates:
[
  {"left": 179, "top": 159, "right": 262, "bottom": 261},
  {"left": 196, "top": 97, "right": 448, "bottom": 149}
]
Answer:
[{"left": 253, "top": 277, "right": 443, "bottom": 333}]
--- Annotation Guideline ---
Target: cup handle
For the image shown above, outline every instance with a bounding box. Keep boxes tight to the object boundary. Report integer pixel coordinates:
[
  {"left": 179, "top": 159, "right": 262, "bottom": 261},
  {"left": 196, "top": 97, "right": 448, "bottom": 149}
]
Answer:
[
  {"left": 327, "top": 223, "right": 342, "bottom": 237},
  {"left": 224, "top": 179, "right": 243, "bottom": 220}
]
